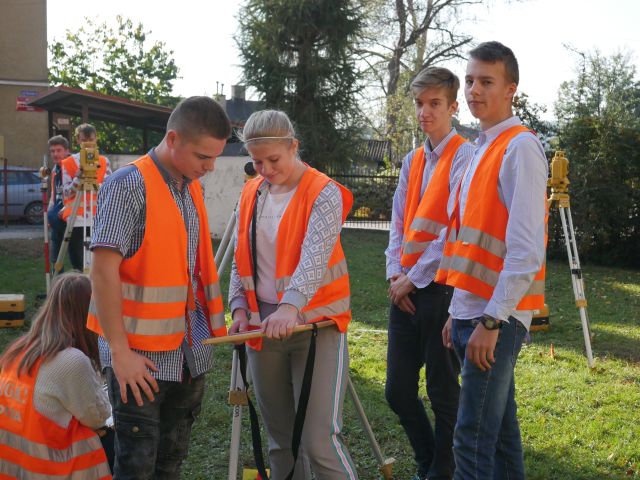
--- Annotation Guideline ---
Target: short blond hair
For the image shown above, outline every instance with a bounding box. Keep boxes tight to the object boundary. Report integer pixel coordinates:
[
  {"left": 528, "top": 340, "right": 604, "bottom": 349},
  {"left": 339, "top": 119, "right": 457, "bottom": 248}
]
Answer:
[{"left": 410, "top": 67, "right": 460, "bottom": 104}]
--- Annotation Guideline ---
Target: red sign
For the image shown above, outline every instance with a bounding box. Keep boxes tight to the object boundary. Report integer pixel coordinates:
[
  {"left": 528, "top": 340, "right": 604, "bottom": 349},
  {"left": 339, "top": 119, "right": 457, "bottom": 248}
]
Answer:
[{"left": 16, "top": 97, "right": 44, "bottom": 112}]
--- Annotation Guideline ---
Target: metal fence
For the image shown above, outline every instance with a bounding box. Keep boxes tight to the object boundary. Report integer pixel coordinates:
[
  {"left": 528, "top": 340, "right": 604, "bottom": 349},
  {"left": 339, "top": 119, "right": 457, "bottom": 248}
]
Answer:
[{"left": 322, "top": 162, "right": 399, "bottom": 231}]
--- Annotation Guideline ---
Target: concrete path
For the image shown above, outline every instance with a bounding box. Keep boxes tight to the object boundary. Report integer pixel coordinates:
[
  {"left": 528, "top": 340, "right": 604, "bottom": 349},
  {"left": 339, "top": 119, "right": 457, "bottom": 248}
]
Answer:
[{"left": 0, "top": 224, "right": 44, "bottom": 240}]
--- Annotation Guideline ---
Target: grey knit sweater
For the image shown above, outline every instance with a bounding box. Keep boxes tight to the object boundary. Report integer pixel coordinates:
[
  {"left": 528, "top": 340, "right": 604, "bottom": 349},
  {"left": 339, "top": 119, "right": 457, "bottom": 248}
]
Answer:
[{"left": 34, "top": 347, "right": 111, "bottom": 429}]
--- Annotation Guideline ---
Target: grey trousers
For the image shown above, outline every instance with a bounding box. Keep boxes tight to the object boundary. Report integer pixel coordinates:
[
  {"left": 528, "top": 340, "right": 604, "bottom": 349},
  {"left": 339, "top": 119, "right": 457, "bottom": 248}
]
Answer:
[{"left": 247, "top": 305, "right": 358, "bottom": 480}]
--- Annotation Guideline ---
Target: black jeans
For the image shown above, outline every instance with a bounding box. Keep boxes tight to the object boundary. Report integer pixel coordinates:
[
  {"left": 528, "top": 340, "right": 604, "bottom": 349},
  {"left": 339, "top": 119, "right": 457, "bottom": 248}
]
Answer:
[
  {"left": 106, "top": 367, "right": 205, "bottom": 480},
  {"left": 68, "top": 226, "right": 89, "bottom": 271},
  {"left": 385, "top": 283, "right": 460, "bottom": 480}
]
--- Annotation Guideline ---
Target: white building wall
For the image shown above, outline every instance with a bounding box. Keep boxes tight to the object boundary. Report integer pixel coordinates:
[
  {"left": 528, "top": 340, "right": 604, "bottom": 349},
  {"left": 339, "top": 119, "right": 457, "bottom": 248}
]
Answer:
[{"left": 108, "top": 154, "right": 249, "bottom": 239}]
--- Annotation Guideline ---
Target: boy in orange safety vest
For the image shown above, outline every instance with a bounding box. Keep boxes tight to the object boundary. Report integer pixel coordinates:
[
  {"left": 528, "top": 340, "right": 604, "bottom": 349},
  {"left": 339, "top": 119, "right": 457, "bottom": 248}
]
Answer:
[
  {"left": 438, "top": 42, "right": 548, "bottom": 480},
  {"left": 59, "top": 123, "right": 111, "bottom": 271},
  {"left": 384, "top": 67, "right": 473, "bottom": 480},
  {"left": 88, "top": 97, "right": 230, "bottom": 478}
]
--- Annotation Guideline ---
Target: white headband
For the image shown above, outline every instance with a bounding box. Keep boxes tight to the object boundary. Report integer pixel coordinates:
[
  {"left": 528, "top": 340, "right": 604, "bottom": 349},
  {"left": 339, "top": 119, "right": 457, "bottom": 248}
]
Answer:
[{"left": 244, "top": 136, "right": 295, "bottom": 144}]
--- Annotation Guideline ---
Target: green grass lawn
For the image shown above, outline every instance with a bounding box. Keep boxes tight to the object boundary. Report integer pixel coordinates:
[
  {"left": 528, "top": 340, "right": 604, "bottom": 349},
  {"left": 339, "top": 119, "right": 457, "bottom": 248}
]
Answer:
[{"left": 1, "top": 230, "right": 639, "bottom": 479}]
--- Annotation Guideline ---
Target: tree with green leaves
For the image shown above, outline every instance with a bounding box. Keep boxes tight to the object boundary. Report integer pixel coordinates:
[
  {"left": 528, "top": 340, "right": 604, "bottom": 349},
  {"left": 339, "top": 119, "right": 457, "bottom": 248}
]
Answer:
[
  {"left": 237, "top": 0, "right": 363, "bottom": 168},
  {"left": 553, "top": 50, "right": 640, "bottom": 266},
  {"left": 357, "top": 0, "right": 482, "bottom": 158},
  {"left": 49, "top": 16, "right": 180, "bottom": 153}
]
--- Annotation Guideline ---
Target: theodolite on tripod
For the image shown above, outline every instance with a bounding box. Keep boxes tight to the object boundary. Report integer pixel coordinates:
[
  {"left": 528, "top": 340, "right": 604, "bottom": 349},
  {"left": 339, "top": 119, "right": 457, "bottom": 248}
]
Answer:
[
  {"left": 52, "top": 141, "right": 101, "bottom": 278},
  {"left": 548, "top": 150, "right": 595, "bottom": 368}
]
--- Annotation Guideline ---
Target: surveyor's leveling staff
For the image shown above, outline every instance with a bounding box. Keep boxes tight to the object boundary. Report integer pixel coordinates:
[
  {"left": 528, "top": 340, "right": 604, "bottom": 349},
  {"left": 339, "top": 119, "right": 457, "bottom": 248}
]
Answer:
[
  {"left": 203, "top": 320, "right": 335, "bottom": 346},
  {"left": 38, "top": 155, "right": 52, "bottom": 293}
]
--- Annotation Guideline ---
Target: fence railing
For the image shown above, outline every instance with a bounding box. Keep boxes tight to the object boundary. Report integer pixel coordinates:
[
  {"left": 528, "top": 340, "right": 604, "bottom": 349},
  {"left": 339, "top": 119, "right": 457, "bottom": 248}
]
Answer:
[{"left": 321, "top": 162, "right": 399, "bottom": 231}]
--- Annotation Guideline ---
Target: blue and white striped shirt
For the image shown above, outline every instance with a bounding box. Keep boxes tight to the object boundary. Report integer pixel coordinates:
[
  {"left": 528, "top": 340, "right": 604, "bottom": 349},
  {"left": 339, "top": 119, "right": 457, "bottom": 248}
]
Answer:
[{"left": 90, "top": 149, "right": 214, "bottom": 382}]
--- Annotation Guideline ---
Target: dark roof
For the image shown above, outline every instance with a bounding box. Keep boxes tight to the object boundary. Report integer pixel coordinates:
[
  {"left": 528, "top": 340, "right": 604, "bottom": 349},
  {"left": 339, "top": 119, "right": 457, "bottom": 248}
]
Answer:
[
  {"left": 225, "top": 97, "right": 264, "bottom": 127},
  {"left": 222, "top": 141, "right": 248, "bottom": 157},
  {"left": 28, "top": 86, "right": 172, "bottom": 131}
]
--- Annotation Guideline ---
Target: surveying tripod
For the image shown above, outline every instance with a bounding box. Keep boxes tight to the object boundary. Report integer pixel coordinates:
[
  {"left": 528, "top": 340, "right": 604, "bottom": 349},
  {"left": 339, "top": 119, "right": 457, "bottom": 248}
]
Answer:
[
  {"left": 52, "top": 142, "right": 101, "bottom": 279},
  {"left": 212, "top": 162, "right": 395, "bottom": 480},
  {"left": 548, "top": 150, "right": 595, "bottom": 368}
]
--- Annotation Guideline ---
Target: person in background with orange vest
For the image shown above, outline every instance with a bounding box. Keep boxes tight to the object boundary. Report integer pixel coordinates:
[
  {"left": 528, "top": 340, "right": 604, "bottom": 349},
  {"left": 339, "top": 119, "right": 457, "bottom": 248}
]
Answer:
[
  {"left": 88, "top": 97, "right": 230, "bottom": 479},
  {"left": 47, "top": 135, "right": 70, "bottom": 269},
  {"left": 60, "top": 123, "right": 112, "bottom": 271},
  {"left": 229, "top": 110, "right": 358, "bottom": 480},
  {"left": 0, "top": 272, "right": 112, "bottom": 479},
  {"left": 438, "top": 42, "right": 548, "bottom": 480},
  {"left": 384, "top": 67, "right": 473, "bottom": 480}
]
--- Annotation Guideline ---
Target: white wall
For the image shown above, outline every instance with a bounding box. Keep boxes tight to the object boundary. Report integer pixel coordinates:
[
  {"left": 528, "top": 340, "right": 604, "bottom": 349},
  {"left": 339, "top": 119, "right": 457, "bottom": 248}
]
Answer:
[
  {"left": 108, "top": 154, "right": 249, "bottom": 239},
  {"left": 200, "top": 156, "right": 249, "bottom": 238}
]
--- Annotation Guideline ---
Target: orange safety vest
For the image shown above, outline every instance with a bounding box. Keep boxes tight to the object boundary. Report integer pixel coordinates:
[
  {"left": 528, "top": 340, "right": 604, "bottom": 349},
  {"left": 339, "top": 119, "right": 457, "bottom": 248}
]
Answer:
[
  {"left": 435, "top": 126, "right": 546, "bottom": 310},
  {"left": 60, "top": 154, "right": 108, "bottom": 221},
  {"left": 235, "top": 167, "right": 353, "bottom": 350},
  {"left": 0, "top": 356, "right": 111, "bottom": 479},
  {"left": 87, "top": 154, "right": 226, "bottom": 351},
  {"left": 400, "top": 134, "right": 466, "bottom": 267}
]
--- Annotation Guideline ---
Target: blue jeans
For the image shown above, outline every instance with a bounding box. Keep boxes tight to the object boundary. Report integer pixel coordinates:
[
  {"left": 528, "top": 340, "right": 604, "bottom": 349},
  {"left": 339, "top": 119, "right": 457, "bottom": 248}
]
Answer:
[
  {"left": 106, "top": 367, "right": 205, "bottom": 480},
  {"left": 47, "top": 201, "right": 65, "bottom": 266},
  {"left": 451, "top": 318, "right": 527, "bottom": 480}
]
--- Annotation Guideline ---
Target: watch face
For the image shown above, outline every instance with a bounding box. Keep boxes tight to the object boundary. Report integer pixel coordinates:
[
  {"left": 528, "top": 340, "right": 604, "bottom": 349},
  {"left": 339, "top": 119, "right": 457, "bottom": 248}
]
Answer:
[{"left": 482, "top": 315, "right": 500, "bottom": 330}]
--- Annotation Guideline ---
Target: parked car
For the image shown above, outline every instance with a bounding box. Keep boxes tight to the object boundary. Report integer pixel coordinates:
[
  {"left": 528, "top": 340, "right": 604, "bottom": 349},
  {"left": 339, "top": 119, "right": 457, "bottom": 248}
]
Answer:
[{"left": 0, "top": 166, "right": 43, "bottom": 224}]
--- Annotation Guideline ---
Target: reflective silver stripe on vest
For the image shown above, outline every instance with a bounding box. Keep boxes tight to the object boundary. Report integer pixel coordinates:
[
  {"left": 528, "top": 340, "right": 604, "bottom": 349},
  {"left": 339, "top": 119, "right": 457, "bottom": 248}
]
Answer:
[
  {"left": 444, "top": 255, "right": 500, "bottom": 287},
  {"left": 275, "top": 259, "right": 348, "bottom": 294},
  {"left": 0, "top": 460, "right": 111, "bottom": 480},
  {"left": 209, "top": 312, "right": 226, "bottom": 330},
  {"left": 89, "top": 302, "right": 184, "bottom": 337},
  {"left": 301, "top": 296, "right": 350, "bottom": 322},
  {"left": 525, "top": 279, "right": 545, "bottom": 296},
  {"left": 457, "top": 226, "right": 506, "bottom": 258},
  {"left": 204, "top": 282, "right": 222, "bottom": 301},
  {"left": 122, "top": 315, "right": 185, "bottom": 336},
  {"left": 409, "top": 217, "right": 447, "bottom": 236},
  {"left": 447, "top": 227, "right": 457, "bottom": 242},
  {"left": 0, "top": 428, "right": 109, "bottom": 478},
  {"left": 240, "top": 275, "right": 255, "bottom": 293},
  {"left": 121, "top": 283, "right": 187, "bottom": 303},
  {"left": 402, "top": 240, "right": 432, "bottom": 255}
]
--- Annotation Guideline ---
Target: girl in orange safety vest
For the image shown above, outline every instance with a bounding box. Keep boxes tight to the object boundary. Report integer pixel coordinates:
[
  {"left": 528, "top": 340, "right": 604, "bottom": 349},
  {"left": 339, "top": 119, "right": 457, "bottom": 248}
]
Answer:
[
  {"left": 228, "top": 110, "right": 359, "bottom": 480},
  {"left": 0, "top": 273, "right": 112, "bottom": 479}
]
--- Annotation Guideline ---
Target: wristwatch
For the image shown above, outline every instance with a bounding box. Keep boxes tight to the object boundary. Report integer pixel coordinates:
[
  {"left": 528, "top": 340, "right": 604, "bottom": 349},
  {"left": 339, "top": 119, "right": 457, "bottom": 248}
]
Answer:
[{"left": 480, "top": 314, "right": 501, "bottom": 330}]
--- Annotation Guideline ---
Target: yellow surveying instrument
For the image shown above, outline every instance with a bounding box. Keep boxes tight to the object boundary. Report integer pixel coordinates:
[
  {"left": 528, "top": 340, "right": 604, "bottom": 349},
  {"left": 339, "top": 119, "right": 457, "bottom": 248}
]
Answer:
[
  {"left": 547, "top": 150, "right": 595, "bottom": 368},
  {"left": 52, "top": 141, "right": 101, "bottom": 278}
]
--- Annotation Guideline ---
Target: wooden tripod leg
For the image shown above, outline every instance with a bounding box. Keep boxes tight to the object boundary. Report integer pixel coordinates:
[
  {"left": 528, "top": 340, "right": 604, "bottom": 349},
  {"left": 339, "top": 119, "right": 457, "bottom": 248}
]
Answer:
[{"left": 346, "top": 377, "right": 395, "bottom": 479}]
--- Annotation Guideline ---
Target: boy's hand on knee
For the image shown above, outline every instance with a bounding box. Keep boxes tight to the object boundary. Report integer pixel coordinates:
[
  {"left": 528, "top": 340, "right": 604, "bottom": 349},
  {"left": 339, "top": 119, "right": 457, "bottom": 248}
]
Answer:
[
  {"left": 466, "top": 324, "right": 499, "bottom": 371},
  {"left": 111, "top": 348, "right": 159, "bottom": 406}
]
